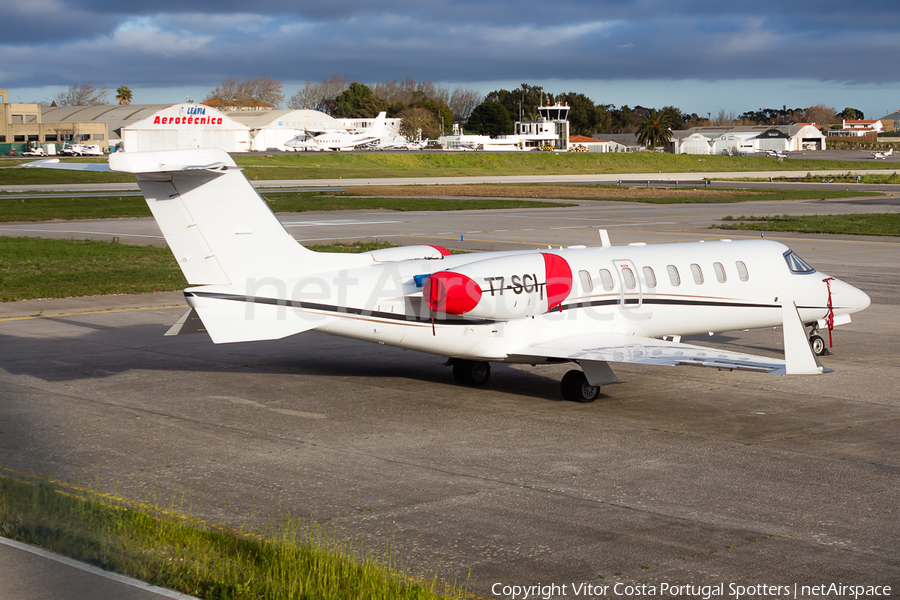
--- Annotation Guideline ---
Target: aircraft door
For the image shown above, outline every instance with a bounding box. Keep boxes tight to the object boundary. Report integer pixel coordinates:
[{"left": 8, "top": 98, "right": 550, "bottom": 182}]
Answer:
[{"left": 613, "top": 259, "right": 642, "bottom": 308}]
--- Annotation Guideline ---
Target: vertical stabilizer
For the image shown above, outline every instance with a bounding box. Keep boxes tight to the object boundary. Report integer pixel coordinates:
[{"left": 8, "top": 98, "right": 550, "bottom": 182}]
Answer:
[
  {"left": 109, "top": 149, "right": 314, "bottom": 286},
  {"left": 367, "top": 112, "right": 388, "bottom": 137}
]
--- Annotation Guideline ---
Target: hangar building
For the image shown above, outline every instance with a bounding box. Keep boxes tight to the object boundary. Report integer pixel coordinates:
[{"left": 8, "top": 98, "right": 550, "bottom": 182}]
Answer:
[{"left": 670, "top": 124, "right": 827, "bottom": 154}]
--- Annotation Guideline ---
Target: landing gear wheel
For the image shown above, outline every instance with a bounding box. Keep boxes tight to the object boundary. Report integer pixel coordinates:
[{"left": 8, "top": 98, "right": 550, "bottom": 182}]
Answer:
[
  {"left": 452, "top": 360, "right": 491, "bottom": 386},
  {"left": 809, "top": 334, "right": 826, "bottom": 356},
  {"left": 560, "top": 370, "right": 600, "bottom": 403}
]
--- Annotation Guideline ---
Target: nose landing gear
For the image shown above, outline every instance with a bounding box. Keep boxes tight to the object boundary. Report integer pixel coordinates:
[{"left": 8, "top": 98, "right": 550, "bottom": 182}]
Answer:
[{"left": 807, "top": 323, "right": 832, "bottom": 356}]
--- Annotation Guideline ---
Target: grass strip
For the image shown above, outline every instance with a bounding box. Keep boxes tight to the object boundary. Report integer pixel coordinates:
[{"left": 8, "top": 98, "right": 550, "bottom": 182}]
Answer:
[
  {"left": 0, "top": 195, "right": 150, "bottom": 222},
  {"left": 717, "top": 172, "right": 900, "bottom": 184},
  {"left": 0, "top": 238, "right": 399, "bottom": 301},
  {"left": 0, "top": 193, "right": 562, "bottom": 223},
  {"left": 4, "top": 152, "right": 899, "bottom": 186},
  {"left": 234, "top": 152, "right": 900, "bottom": 179},
  {"left": 262, "top": 193, "right": 565, "bottom": 212},
  {"left": 0, "top": 473, "right": 462, "bottom": 600},
  {"left": 713, "top": 213, "right": 900, "bottom": 236},
  {"left": 0, "top": 185, "right": 877, "bottom": 223},
  {"left": 0, "top": 237, "right": 188, "bottom": 301}
]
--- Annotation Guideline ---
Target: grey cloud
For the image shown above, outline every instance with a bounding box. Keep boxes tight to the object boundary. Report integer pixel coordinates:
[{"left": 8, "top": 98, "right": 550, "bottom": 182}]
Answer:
[{"left": 4, "top": 1, "right": 900, "bottom": 94}]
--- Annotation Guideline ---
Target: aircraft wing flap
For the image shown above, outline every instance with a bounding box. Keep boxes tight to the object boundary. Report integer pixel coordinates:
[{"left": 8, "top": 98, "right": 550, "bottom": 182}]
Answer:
[{"left": 514, "top": 332, "right": 787, "bottom": 374}]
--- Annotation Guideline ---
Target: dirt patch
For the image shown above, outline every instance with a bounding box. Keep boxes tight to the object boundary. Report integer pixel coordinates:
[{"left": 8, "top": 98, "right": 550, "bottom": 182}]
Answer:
[{"left": 344, "top": 184, "right": 756, "bottom": 200}]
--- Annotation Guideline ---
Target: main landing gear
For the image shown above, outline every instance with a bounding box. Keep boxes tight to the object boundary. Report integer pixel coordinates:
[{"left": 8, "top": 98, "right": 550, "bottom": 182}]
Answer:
[
  {"left": 449, "top": 360, "right": 600, "bottom": 402},
  {"left": 560, "top": 370, "right": 601, "bottom": 403},
  {"left": 451, "top": 359, "right": 492, "bottom": 386}
]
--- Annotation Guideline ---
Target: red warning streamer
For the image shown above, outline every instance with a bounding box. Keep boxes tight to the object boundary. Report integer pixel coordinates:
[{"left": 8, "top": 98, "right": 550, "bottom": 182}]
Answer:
[{"left": 823, "top": 277, "right": 835, "bottom": 347}]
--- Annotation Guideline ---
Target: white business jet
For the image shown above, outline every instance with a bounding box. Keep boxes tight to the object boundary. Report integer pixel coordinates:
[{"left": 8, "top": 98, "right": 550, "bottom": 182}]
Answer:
[
  {"left": 285, "top": 112, "right": 389, "bottom": 152},
  {"left": 24, "top": 149, "right": 871, "bottom": 401}
]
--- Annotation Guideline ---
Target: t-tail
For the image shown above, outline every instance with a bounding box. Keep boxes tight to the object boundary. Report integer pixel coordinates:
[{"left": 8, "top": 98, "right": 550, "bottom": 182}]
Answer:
[
  {"left": 107, "top": 149, "right": 367, "bottom": 342},
  {"left": 109, "top": 149, "right": 317, "bottom": 285}
]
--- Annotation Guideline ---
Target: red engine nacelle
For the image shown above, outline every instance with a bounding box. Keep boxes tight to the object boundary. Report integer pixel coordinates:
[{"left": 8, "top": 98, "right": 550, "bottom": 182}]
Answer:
[{"left": 423, "top": 252, "right": 572, "bottom": 319}]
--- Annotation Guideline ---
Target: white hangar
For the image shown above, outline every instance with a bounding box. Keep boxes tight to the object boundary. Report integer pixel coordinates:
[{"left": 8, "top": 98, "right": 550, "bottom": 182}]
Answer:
[
  {"left": 40, "top": 103, "right": 348, "bottom": 152},
  {"left": 670, "top": 125, "right": 827, "bottom": 155}
]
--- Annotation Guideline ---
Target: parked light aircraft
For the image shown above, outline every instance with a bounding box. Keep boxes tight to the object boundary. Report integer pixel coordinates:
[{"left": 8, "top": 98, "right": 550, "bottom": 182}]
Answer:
[
  {"left": 765, "top": 149, "right": 789, "bottom": 159},
  {"left": 871, "top": 149, "right": 893, "bottom": 160},
  {"left": 24, "top": 149, "right": 871, "bottom": 401},
  {"left": 286, "top": 112, "right": 389, "bottom": 152}
]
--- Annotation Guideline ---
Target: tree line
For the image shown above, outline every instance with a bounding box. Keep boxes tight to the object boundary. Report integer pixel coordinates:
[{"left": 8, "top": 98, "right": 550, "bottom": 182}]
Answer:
[{"left": 50, "top": 78, "right": 868, "bottom": 147}]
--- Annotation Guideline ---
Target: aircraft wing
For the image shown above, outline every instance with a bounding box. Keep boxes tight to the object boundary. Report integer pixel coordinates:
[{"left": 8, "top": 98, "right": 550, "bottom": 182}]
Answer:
[{"left": 513, "top": 332, "right": 789, "bottom": 374}]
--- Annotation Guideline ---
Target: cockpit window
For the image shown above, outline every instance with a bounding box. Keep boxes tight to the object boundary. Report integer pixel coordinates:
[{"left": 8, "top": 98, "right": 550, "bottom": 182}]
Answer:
[{"left": 783, "top": 250, "right": 816, "bottom": 274}]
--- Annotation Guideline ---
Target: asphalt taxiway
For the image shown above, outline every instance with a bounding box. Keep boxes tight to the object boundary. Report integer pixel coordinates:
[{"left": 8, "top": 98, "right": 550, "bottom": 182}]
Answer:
[{"left": 1, "top": 193, "right": 898, "bottom": 599}]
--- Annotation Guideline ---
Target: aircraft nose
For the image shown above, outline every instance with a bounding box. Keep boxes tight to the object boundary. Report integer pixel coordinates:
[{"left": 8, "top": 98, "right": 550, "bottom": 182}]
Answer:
[{"left": 832, "top": 279, "right": 871, "bottom": 314}]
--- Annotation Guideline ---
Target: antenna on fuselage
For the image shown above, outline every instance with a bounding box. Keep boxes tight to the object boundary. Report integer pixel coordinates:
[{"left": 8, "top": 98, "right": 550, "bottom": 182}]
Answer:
[{"left": 598, "top": 229, "right": 611, "bottom": 248}]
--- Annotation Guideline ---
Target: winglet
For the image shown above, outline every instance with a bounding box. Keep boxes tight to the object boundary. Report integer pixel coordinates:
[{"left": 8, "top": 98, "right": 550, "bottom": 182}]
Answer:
[{"left": 782, "top": 299, "right": 826, "bottom": 374}]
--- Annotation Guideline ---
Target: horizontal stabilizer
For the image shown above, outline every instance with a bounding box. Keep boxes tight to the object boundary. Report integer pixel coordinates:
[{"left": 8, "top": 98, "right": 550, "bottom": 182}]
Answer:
[
  {"left": 186, "top": 290, "right": 334, "bottom": 343},
  {"left": 21, "top": 159, "right": 111, "bottom": 172}
]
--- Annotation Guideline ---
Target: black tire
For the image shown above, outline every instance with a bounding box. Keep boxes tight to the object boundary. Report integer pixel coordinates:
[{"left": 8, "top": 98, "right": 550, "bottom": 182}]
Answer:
[
  {"left": 809, "top": 334, "right": 826, "bottom": 356},
  {"left": 560, "top": 370, "right": 600, "bottom": 403},
  {"left": 452, "top": 360, "right": 491, "bottom": 386}
]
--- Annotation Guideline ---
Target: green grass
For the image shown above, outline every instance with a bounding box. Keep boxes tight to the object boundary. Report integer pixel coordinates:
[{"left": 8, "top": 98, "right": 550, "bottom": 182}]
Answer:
[
  {"left": 583, "top": 188, "right": 880, "bottom": 204},
  {"left": 4, "top": 152, "right": 899, "bottom": 186},
  {"left": 0, "top": 192, "right": 563, "bottom": 223},
  {"left": 717, "top": 172, "right": 900, "bottom": 184},
  {"left": 0, "top": 237, "right": 188, "bottom": 301},
  {"left": 262, "top": 193, "right": 565, "bottom": 212},
  {"left": 233, "top": 152, "right": 900, "bottom": 180},
  {"left": 0, "top": 238, "right": 402, "bottom": 301},
  {"left": 714, "top": 213, "right": 900, "bottom": 236},
  {"left": 0, "top": 195, "right": 150, "bottom": 222},
  {"left": 0, "top": 473, "right": 462, "bottom": 600},
  {"left": 0, "top": 187, "right": 876, "bottom": 223}
]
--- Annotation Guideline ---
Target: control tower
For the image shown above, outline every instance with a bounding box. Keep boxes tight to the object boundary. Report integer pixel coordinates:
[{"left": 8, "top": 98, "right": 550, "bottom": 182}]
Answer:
[{"left": 515, "top": 103, "right": 570, "bottom": 150}]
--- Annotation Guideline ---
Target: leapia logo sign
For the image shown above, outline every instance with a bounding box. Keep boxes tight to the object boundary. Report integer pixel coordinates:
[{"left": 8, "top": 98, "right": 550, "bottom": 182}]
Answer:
[{"left": 153, "top": 106, "right": 222, "bottom": 126}]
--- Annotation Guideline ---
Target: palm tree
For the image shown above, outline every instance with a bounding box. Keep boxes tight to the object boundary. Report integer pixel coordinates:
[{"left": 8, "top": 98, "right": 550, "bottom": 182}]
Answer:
[
  {"left": 636, "top": 109, "right": 673, "bottom": 149},
  {"left": 115, "top": 86, "right": 133, "bottom": 105}
]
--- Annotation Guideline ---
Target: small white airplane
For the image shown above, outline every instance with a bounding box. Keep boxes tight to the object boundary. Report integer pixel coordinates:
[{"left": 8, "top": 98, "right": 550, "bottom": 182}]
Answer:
[
  {"left": 24, "top": 149, "right": 871, "bottom": 401},
  {"left": 765, "top": 149, "right": 789, "bottom": 159},
  {"left": 286, "top": 112, "right": 389, "bottom": 152},
  {"left": 871, "top": 149, "right": 893, "bottom": 160}
]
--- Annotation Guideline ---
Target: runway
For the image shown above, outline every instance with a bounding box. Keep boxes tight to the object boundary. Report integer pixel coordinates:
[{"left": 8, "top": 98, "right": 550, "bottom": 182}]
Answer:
[{"left": 1, "top": 194, "right": 899, "bottom": 598}]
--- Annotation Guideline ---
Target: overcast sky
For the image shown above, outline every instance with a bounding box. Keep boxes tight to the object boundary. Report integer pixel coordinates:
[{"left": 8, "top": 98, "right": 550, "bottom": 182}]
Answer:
[{"left": 4, "top": 0, "right": 900, "bottom": 118}]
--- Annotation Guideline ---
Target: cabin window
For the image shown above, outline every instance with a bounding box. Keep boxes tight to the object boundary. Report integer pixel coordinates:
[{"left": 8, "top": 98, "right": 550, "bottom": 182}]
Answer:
[
  {"left": 783, "top": 250, "right": 816, "bottom": 274},
  {"left": 691, "top": 263, "right": 704, "bottom": 284},
  {"left": 599, "top": 269, "right": 614, "bottom": 291},
  {"left": 713, "top": 262, "right": 726, "bottom": 283},
  {"left": 622, "top": 267, "right": 636, "bottom": 289},
  {"left": 643, "top": 266, "right": 657, "bottom": 288},
  {"left": 578, "top": 270, "right": 593, "bottom": 292},
  {"left": 667, "top": 265, "right": 680, "bottom": 286},
  {"left": 736, "top": 261, "right": 749, "bottom": 281}
]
